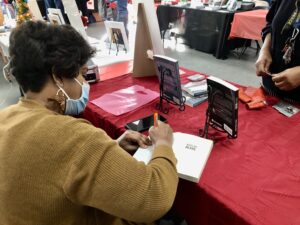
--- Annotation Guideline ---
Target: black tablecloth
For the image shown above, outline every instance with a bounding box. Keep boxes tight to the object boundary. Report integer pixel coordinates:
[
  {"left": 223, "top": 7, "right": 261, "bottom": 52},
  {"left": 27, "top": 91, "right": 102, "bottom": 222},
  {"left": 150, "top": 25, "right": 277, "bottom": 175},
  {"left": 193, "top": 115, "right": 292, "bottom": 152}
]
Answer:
[{"left": 157, "top": 5, "right": 246, "bottom": 59}]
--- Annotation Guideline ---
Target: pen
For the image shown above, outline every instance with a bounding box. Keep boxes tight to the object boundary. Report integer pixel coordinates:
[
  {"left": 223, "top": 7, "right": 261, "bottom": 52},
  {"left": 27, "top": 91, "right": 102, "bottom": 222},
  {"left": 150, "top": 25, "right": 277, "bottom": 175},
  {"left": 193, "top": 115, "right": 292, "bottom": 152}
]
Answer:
[
  {"left": 154, "top": 112, "right": 158, "bottom": 127},
  {"left": 265, "top": 72, "right": 273, "bottom": 76}
]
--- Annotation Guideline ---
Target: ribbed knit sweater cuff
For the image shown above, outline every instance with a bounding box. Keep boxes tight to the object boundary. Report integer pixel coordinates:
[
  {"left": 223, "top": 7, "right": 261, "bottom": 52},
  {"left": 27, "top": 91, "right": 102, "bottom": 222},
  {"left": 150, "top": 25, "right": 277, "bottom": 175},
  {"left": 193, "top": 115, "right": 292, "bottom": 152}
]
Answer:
[{"left": 151, "top": 145, "right": 177, "bottom": 168}]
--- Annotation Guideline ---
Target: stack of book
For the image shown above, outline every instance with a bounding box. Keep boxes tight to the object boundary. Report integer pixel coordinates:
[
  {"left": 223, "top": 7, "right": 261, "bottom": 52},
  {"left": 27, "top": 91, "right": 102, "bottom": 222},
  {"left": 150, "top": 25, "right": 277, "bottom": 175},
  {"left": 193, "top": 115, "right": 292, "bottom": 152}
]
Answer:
[{"left": 181, "top": 80, "right": 208, "bottom": 107}]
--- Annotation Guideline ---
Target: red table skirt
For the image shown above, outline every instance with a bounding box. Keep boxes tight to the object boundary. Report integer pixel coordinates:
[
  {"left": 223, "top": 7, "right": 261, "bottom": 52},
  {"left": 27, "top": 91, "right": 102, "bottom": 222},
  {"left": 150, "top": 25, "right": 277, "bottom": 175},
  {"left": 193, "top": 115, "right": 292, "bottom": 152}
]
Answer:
[{"left": 82, "top": 62, "right": 300, "bottom": 225}]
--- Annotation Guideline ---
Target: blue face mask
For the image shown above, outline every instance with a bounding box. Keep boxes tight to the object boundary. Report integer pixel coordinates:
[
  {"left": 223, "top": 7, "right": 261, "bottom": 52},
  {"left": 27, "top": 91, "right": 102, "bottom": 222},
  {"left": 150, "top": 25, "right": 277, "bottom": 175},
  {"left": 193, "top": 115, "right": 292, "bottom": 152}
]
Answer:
[{"left": 57, "top": 78, "right": 90, "bottom": 115}]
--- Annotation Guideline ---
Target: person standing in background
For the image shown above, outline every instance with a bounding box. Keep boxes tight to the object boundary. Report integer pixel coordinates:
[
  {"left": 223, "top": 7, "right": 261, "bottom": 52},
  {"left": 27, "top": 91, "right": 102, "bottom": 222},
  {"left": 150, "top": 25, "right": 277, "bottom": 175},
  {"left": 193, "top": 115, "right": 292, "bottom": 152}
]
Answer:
[
  {"left": 103, "top": 0, "right": 128, "bottom": 35},
  {"left": 75, "top": 0, "right": 89, "bottom": 17},
  {"left": 116, "top": 0, "right": 128, "bottom": 36},
  {"left": 255, "top": 0, "right": 300, "bottom": 102},
  {"left": 44, "top": 0, "right": 90, "bottom": 24}
]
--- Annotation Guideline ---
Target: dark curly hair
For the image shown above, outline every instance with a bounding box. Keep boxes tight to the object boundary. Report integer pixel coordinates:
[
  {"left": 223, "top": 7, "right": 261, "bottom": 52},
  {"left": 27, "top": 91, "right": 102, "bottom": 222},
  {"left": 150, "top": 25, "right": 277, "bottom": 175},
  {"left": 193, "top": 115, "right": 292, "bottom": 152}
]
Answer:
[{"left": 9, "top": 21, "right": 96, "bottom": 93}]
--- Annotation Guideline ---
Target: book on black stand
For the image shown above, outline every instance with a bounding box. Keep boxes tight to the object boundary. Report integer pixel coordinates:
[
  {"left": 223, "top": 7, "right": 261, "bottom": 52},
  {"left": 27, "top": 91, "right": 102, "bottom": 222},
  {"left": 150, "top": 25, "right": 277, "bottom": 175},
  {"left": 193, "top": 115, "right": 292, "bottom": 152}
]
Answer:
[
  {"left": 153, "top": 55, "right": 186, "bottom": 113},
  {"left": 202, "top": 76, "right": 239, "bottom": 139}
]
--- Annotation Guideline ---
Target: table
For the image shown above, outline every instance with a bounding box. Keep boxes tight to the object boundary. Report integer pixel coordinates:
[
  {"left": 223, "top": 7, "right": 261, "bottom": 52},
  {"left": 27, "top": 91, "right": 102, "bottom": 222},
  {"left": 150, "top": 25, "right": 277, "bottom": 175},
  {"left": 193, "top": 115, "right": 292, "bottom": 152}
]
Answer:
[
  {"left": 82, "top": 62, "right": 300, "bottom": 225},
  {"left": 157, "top": 5, "right": 247, "bottom": 59},
  {"left": 229, "top": 9, "right": 267, "bottom": 57},
  {"left": 229, "top": 9, "right": 268, "bottom": 40}
]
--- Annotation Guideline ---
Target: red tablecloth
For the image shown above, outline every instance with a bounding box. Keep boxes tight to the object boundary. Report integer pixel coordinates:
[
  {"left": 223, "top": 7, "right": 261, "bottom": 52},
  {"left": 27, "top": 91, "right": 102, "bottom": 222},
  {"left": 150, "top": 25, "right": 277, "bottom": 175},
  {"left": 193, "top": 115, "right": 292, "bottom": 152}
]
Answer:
[
  {"left": 100, "top": 60, "right": 133, "bottom": 81},
  {"left": 229, "top": 9, "right": 268, "bottom": 41},
  {"left": 82, "top": 63, "right": 300, "bottom": 225}
]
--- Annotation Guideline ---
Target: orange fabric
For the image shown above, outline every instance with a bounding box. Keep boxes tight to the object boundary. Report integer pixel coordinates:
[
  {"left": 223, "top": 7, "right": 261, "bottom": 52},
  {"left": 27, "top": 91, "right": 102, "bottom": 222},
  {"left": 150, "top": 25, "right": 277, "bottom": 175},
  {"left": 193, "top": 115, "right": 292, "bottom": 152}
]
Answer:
[
  {"left": 247, "top": 100, "right": 266, "bottom": 109},
  {"left": 239, "top": 87, "right": 266, "bottom": 109},
  {"left": 238, "top": 90, "right": 252, "bottom": 103},
  {"left": 229, "top": 10, "right": 268, "bottom": 40}
]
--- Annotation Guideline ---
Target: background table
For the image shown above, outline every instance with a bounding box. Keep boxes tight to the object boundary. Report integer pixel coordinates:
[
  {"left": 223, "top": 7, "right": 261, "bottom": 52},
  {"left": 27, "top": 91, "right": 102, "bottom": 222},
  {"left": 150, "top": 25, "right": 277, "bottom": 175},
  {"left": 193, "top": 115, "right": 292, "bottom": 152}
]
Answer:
[
  {"left": 229, "top": 9, "right": 267, "bottom": 57},
  {"left": 157, "top": 5, "right": 247, "bottom": 59},
  {"left": 229, "top": 9, "right": 268, "bottom": 40},
  {"left": 82, "top": 62, "right": 300, "bottom": 225}
]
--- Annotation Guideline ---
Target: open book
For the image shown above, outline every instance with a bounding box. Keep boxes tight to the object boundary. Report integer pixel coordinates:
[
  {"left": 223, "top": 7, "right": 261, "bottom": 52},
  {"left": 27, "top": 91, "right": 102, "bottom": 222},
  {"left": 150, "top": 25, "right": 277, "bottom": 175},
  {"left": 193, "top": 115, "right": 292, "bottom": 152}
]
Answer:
[{"left": 133, "top": 132, "right": 214, "bottom": 183}]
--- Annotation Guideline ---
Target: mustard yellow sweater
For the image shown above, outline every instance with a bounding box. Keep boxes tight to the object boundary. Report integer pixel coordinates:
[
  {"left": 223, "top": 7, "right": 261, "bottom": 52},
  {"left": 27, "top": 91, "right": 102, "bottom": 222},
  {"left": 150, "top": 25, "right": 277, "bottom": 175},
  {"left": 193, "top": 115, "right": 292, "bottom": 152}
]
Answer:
[{"left": 0, "top": 99, "right": 178, "bottom": 225}]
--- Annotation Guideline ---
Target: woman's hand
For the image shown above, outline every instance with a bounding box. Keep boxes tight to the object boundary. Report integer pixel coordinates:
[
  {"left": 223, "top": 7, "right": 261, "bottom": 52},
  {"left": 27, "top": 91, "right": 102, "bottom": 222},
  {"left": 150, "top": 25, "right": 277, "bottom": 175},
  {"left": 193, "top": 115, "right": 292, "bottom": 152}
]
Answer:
[
  {"left": 117, "top": 130, "right": 152, "bottom": 152},
  {"left": 272, "top": 66, "right": 300, "bottom": 91},
  {"left": 256, "top": 33, "right": 272, "bottom": 76},
  {"left": 149, "top": 121, "right": 173, "bottom": 148},
  {"left": 255, "top": 49, "right": 273, "bottom": 76}
]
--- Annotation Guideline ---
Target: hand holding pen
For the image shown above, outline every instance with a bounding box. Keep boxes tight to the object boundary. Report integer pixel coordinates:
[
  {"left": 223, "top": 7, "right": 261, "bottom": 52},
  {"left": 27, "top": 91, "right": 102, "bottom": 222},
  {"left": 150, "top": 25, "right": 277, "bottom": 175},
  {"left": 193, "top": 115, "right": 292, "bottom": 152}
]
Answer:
[{"left": 149, "top": 113, "right": 173, "bottom": 148}]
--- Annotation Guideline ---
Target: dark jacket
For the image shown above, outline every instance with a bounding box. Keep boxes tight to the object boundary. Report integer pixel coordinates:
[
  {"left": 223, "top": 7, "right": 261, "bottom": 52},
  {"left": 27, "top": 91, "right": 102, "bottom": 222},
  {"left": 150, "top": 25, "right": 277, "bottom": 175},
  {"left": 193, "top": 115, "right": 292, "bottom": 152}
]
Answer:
[{"left": 261, "top": 0, "right": 300, "bottom": 101}]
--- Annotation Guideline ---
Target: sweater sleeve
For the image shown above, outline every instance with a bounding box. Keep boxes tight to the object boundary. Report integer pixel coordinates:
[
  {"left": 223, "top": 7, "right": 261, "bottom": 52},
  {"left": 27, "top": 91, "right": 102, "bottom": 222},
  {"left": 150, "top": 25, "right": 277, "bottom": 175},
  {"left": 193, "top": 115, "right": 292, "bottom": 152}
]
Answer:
[
  {"left": 261, "top": 0, "right": 281, "bottom": 41},
  {"left": 63, "top": 127, "right": 178, "bottom": 223}
]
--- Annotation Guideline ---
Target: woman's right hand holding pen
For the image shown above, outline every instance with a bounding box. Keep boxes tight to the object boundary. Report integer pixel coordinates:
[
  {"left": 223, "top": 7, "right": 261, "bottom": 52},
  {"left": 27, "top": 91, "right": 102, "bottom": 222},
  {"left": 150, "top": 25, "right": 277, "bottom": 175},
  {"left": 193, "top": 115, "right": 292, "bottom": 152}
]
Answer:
[{"left": 149, "top": 121, "right": 173, "bottom": 148}]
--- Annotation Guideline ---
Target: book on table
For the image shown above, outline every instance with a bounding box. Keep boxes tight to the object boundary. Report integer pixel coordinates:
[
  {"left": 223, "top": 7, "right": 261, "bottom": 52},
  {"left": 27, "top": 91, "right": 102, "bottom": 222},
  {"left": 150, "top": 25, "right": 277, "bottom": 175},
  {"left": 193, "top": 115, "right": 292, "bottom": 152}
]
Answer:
[
  {"left": 181, "top": 79, "right": 208, "bottom": 107},
  {"left": 133, "top": 132, "right": 214, "bottom": 183},
  {"left": 187, "top": 74, "right": 206, "bottom": 82},
  {"left": 206, "top": 76, "right": 239, "bottom": 138},
  {"left": 181, "top": 80, "right": 208, "bottom": 97},
  {"left": 182, "top": 91, "right": 208, "bottom": 107}
]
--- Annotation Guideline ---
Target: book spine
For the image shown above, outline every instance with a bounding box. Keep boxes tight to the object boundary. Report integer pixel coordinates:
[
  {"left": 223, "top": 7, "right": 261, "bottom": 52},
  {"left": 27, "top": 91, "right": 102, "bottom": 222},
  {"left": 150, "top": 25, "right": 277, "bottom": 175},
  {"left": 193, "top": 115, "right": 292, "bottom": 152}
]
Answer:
[{"left": 234, "top": 89, "right": 238, "bottom": 138}]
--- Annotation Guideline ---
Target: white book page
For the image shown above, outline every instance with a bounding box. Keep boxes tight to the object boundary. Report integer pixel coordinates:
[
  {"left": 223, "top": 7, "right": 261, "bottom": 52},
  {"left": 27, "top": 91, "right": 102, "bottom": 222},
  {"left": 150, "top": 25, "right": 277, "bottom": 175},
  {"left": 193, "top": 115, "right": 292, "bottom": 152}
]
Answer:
[{"left": 133, "top": 132, "right": 213, "bottom": 183}]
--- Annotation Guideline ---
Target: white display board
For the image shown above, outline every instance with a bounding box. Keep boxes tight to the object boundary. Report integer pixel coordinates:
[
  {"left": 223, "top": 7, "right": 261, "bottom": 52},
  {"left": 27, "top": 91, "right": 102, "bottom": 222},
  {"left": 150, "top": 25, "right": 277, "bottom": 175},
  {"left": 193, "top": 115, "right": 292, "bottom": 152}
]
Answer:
[
  {"left": 104, "top": 21, "right": 129, "bottom": 51},
  {"left": 48, "top": 13, "right": 62, "bottom": 25},
  {"left": 87, "top": 0, "right": 95, "bottom": 10},
  {"left": 27, "top": 0, "right": 44, "bottom": 21},
  {"left": 134, "top": 0, "right": 164, "bottom": 55},
  {"left": 47, "top": 8, "right": 66, "bottom": 24},
  {"left": 61, "top": 0, "right": 88, "bottom": 40}
]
